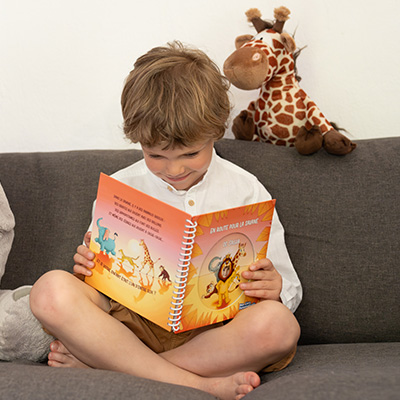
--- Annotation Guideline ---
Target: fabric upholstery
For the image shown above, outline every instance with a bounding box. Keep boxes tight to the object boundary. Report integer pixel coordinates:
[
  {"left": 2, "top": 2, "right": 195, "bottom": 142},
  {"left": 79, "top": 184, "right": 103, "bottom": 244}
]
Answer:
[{"left": 0, "top": 138, "right": 399, "bottom": 399}]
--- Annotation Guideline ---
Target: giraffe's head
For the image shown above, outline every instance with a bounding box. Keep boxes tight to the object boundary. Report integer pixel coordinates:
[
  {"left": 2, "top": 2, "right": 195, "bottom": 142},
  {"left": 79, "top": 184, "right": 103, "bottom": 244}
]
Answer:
[{"left": 223, "top": 6, "right": 296, "bottom": 91}]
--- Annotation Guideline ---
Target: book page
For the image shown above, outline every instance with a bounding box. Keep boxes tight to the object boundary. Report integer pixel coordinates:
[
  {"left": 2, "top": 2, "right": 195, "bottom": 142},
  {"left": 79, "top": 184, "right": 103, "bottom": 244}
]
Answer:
[
  {"left": 179, "top": 200, "right": 276, "bottom": 332},
  {"left": 85, "top": 173, "right": 190, "bottom": 331}
]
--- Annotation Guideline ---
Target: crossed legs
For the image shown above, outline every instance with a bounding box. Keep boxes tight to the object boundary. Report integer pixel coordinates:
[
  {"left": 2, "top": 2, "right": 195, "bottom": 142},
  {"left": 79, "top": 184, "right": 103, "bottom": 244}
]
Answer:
[{"left": 30, "top": 270, "right": 300, "bottom": 400}]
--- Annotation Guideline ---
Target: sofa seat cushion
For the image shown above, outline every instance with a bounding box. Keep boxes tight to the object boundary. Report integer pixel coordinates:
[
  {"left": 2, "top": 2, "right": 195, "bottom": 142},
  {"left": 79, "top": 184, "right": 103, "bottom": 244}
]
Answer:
[
  {"left": 0, "top": 360, "right": 216, "bottom": 400},
  {"left": 251, "top": 342, "right": 400, "bottom": 399}
]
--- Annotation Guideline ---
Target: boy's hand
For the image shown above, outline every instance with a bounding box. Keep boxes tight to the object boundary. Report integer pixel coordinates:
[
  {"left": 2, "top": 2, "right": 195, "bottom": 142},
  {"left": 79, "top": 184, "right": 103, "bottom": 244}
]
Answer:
[
  {"left": 239, "top": 258, "right": 282, "bottom": 302},
  {"left": 73, "top": 232, "right": 95, "bottom": 277}
]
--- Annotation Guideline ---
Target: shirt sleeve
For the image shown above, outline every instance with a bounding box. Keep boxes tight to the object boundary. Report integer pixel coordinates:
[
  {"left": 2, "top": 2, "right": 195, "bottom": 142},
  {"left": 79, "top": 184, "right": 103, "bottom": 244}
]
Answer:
[{"left": 251, "top": 180, "right": 303, "bottom": 313}]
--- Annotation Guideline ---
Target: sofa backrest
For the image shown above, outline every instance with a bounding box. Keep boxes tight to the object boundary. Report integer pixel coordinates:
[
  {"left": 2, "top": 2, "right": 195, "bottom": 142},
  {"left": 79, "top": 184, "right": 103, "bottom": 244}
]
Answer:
[{"left": 1, "top": 138, "right": 399, "bottom": 345}]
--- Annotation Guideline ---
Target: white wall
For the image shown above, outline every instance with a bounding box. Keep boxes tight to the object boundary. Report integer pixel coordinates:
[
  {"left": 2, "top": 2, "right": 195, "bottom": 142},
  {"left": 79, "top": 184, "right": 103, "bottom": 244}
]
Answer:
[{"left": 1, "top": 0, "right": 399, "bottom": 153}]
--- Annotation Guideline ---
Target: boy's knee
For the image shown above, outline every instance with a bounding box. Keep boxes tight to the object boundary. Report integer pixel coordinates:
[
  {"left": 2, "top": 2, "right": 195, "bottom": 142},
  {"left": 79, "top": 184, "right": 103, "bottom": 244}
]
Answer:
[
  {"left": 30, "top": 270, "right": 74, "bottom": 321},
  {"left": 250, "top": 301, "right": 300, "bottom": 352}
]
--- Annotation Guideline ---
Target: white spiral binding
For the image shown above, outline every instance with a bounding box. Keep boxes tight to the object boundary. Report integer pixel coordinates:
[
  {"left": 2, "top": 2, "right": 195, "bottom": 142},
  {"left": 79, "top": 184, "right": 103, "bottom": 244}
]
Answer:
[{"left": 168, "top": 219, "right": 197, "bottom": 332}]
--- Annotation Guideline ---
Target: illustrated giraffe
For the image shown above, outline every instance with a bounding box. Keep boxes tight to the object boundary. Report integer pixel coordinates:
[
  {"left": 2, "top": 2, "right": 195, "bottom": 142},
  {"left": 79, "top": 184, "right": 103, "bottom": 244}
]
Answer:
[
  {"left": 224, "top": 6, "right": 356, "bottom": 155},
  {"left": 139, "top": 239, "right": 160, "bottom": 276}
]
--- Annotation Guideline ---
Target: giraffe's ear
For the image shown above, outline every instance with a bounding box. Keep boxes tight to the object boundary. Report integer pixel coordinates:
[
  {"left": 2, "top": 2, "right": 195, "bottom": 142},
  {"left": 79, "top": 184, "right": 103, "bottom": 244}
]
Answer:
[
  {"left": 280, "top": 32, "right": 296, "bottom": 53},
  {"left": 235, "top": 35, "right": 254, "bottom": 49}
]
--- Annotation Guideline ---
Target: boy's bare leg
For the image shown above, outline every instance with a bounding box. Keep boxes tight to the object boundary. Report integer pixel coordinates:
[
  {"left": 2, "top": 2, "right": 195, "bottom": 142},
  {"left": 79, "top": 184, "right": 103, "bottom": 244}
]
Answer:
[
  {"left": 30, "top": 270, "right": 260, "bottom": 400},
  {"left": 160, "top": 300, "right": 300, "bottom": 377}
]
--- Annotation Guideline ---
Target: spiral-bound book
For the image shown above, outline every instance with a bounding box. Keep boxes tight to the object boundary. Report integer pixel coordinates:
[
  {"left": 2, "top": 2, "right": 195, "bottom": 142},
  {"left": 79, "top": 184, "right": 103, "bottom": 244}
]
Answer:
[{"left": 85, "top": 173, "right": 276, "bottom": 333}]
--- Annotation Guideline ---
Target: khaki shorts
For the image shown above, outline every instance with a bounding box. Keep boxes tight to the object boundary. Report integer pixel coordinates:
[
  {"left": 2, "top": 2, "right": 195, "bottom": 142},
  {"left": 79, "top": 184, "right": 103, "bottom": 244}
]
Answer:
[{"left": 108, "top": 299, "right": 296, "bottom": 373}]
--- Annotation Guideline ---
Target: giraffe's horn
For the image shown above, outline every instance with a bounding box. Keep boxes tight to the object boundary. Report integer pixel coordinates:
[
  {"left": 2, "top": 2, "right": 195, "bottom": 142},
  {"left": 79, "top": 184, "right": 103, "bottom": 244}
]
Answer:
[
  {"left": 245, "top": 8, "right": 273, "bottom": 33},
  {"left": 272, "top": 6, "right": 291, "bottom": 33}
]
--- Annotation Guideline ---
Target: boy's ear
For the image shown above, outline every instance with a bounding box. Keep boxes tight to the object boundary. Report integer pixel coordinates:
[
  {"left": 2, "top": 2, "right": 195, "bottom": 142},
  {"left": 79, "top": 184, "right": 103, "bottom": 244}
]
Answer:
[
  {"left": 235, "top": 35, "right": 254, "bottom": 50},
  {"left": 280, "top": 32, "right": 296, "bottom": 53}
]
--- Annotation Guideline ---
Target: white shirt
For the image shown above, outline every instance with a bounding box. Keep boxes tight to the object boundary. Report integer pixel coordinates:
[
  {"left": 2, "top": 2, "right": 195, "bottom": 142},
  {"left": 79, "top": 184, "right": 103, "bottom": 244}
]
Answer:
[{"left": 93, "top": 149, "right": 302, "bottom": 312}]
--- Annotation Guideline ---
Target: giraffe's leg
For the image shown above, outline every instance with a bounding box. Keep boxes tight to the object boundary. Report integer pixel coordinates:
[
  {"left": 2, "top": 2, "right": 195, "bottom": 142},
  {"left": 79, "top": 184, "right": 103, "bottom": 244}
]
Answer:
[
  {"left": 323, "top": 129, "right": 356, "bottom": 155},
  {"left": 294, "top": 125, "right": 323, "bottom": 155},
  {"left": 232, "top": 110, "right": 256, "bottom": 141}
]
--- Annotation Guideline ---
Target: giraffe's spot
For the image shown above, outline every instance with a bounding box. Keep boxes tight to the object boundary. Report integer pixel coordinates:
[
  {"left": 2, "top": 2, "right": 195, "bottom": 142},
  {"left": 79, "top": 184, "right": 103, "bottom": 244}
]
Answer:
[
  {"left": 285, "top": 76, "right": 293, "bottom": 85},
  {"left": 296, "top": 99, "right": 306, "bottom": 110},
  {"left": 294, "top": 90, "right": 307, "bottom": 99},
  {"left": 272, "top": 103, "right": 282, "bottom": 113},
  {"left": 273, "top": 39, "right": 285, "bottom": 49},
  {"left": 284, "top": 105, "right": 295, "bottom": 113},
  {"left": 320, "top": 124, "right": 330, "bottom": 133},
  {"left": 275, "top": 113, "right": 294, "bottom": 126},
  {"left": 262, "top": 91, "right": 270, "bottom": 101},
  {"left": 285, "top": 92, "right": 293, "bottom": 103},
  {"left": 269, "top": 57, "right": 278, "bottom": 68},
  {"left": 269, "top": 80, "right": 280, "bottom": 88},
  {"left": 281, "top": 57, "right": 290, "bottom": 66},
  {"left": 261, "top": 111, "right": 269, "bottom": 121},
  {"left": 271, "top": 124, "right": 290, "bottom": 138},
  {"left": 307, "top": 106, "right": 317, "bottom": 119},
  {"left": 258, "top": 98, "right": 266, "bottom": 110},
  {"left": 271, "top": 90, "right": 283, "bottom": 101},
  {"left": 276, "top": 140, "right": 289, "bottom": 146},
  {"left": 295, "top": 111, "right": 306, "bottom": 120},
  {"left": 312, "top": 117, "right": 322, "bottom": 126}
]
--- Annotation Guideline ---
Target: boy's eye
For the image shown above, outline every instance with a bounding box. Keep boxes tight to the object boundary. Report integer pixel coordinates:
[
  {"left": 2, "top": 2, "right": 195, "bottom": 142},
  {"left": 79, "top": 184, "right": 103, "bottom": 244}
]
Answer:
[{"left": 185, "top": 152, "right": 199, "bottom": 157}]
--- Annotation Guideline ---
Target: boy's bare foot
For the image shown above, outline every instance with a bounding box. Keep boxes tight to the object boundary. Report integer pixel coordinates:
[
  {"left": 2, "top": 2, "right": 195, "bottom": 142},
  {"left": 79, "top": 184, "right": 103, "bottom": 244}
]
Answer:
[
  {"left": 205, "top": 371, "right": 260, "bottom": 400},
  {"left": 47, "top": 340, "right": 90, "bottom": 369}
]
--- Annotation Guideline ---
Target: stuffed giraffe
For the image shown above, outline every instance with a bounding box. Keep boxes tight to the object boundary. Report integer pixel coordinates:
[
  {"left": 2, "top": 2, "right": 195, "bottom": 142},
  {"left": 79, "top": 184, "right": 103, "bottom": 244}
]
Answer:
[{"left": 223, "top": 6, "right": 356, "bottom": 155}]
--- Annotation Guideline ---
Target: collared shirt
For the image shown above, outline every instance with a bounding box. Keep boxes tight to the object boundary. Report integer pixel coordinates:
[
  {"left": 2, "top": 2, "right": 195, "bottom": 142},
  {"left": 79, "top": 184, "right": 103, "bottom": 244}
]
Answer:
[{"left": 93, "top": 149, "right": 302, "bottom": 312}]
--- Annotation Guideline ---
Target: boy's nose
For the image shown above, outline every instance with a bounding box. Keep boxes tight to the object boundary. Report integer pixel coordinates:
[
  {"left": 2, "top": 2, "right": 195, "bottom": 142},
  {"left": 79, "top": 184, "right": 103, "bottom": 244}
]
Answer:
[{"left": 165, "top": 161, "right": 184, "bottom": 176}]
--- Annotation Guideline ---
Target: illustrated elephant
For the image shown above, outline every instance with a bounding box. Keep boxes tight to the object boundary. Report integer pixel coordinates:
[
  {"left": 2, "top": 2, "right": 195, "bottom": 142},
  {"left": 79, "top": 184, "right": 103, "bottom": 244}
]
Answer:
[{"left": 95, "top": 218, "right": 118, "bottom": 256}]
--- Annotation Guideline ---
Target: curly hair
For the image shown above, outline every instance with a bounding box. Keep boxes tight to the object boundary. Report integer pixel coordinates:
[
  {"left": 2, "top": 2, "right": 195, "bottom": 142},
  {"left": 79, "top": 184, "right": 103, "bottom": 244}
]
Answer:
[{"left": 121, "top": 41, "right": 231, "bottom": 148}]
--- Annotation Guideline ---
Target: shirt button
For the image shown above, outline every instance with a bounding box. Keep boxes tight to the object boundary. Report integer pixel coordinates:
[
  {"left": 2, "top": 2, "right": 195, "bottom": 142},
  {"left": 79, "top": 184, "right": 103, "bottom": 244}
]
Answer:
[{"left": 188, "top": 200, "right": 195, "bottom": 206}]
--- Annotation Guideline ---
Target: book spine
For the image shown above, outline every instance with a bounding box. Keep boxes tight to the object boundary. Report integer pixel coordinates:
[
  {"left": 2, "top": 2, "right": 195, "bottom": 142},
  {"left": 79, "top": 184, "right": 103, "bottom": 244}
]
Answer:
[{"left": 168, "top": 219, "right": 197, "bottom": 332}]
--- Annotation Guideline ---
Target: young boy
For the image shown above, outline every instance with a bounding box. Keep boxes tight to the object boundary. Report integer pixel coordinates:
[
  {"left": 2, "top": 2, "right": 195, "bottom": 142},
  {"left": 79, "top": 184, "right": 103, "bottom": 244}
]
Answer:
[{"left": 30, "top": 41, "right": 302, "bottom": 400}]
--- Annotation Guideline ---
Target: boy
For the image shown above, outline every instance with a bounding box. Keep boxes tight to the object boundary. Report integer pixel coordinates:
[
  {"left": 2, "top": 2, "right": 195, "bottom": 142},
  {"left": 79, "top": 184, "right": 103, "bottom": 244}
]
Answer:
[{"left": 30, "top": 42, "right": 302, "bottom": 400}]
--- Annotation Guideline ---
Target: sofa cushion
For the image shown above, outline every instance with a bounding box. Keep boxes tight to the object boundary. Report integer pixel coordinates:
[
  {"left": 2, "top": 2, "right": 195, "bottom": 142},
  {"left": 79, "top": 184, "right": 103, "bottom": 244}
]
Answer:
[
  {"left": 0, "top": 150, "right": 142, "bottom": 289},
  {"left": 246, "top": 342, "right": 400, "bottom": 400},
  {"left": 0, "top": 360, "right": 215, "bottom": 400},
  {"left": 1, "top": 138, "right": 399, "bottom": 346},
  {"left": 214, "top": 138, "right": 400, "bottom": 345}
]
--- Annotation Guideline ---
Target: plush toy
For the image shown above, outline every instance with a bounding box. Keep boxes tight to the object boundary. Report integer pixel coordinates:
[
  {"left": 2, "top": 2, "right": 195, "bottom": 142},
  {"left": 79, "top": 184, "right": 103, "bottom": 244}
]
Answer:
[
  {"left": 223, "top": 6, "right": 356, "bottom": 155},
  {"left": 0, "top": 286, "right": 54, "bottom": 362},
  {"left": 0, "top": 183, "right": 54, "bottom": 362}
]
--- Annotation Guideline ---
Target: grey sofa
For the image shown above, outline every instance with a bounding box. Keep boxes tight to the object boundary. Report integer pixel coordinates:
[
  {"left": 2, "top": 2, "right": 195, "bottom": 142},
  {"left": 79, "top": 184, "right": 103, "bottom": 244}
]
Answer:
[{"left": 0, "top": 137, "right": 399, "bottom": 399}]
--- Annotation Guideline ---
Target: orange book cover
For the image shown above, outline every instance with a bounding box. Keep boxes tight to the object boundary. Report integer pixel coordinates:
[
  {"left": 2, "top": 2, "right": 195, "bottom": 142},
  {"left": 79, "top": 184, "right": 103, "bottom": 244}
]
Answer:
[{"left": 85, "top": 173, "right": 276, "bottom": 333}]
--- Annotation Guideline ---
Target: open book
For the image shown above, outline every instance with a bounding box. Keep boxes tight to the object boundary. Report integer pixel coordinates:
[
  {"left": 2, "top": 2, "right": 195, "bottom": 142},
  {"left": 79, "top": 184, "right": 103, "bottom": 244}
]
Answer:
[{"left": 85, "top": 173, "right": 276, "bottom": 333}]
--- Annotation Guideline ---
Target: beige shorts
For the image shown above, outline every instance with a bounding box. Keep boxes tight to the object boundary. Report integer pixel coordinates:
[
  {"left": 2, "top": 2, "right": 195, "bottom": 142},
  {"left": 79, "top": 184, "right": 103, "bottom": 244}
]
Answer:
[{"left": 108, "top": 299, "right": 296, "bottom": 373}]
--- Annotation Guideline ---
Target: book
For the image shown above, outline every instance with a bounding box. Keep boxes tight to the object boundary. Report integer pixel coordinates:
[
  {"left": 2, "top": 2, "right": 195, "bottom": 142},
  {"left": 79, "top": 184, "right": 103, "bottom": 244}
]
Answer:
[{"left": 85, "top": 173, "right": 276, "bottom": 333}]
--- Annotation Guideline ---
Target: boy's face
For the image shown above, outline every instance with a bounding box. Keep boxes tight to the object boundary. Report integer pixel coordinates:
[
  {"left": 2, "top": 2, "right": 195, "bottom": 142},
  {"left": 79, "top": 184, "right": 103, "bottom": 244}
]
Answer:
[{"left": 142, "top": 140, "right": 214, "bottom": 191}]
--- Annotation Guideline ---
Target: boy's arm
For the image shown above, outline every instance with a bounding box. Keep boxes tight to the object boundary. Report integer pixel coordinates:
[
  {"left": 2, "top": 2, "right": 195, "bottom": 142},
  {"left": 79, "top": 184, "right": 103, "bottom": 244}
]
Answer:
[{"left": 264, "top": 212, "right": 302, "bottom": 312}]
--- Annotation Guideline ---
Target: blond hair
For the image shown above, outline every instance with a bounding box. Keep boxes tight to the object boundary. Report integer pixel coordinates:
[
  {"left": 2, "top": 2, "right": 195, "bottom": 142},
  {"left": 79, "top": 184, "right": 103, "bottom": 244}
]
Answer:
[{"left": 121, "top": 41, "right": 231, "bottom": 148}]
